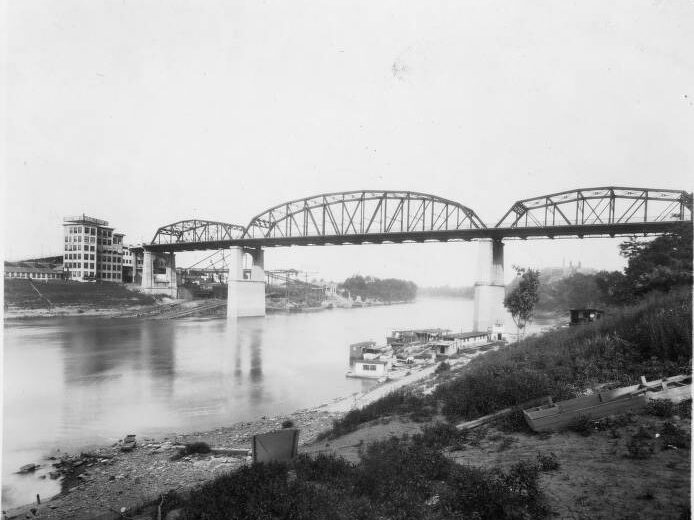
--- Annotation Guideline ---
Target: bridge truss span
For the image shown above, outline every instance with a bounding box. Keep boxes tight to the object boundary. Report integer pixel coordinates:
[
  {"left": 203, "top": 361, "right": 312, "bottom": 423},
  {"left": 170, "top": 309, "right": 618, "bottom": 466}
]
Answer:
[
  {"left": 496, "top": 187, "right": 693, "bottom": 235},
  {"left": 243, "top": 190, "right": 486, "bottom": 244},
  {"left": 150, "top": 220, "right": 246, "bottom": 248}
]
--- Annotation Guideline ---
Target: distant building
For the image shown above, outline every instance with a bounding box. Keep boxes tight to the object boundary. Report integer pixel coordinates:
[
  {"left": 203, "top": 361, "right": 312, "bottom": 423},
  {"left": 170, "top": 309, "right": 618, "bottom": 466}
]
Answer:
[
  {"left": 4, "top": 258, "right": 64, "bottom": 280},
  {"left": 63, "top": 215, "right": 125, "bottom": 282}
]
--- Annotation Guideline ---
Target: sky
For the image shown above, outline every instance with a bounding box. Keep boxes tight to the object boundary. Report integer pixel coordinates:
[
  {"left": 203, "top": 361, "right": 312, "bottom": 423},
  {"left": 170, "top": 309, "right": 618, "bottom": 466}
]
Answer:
[{"left": 2, "top": 0, "right": 693, "bottom": 286}]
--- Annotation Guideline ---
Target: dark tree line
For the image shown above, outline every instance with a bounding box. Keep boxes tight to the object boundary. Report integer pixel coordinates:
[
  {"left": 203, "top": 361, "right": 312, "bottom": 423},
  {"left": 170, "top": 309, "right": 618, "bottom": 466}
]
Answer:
[
  {"left": 535, "top": 224, "right": 692, "bottom": 311},
  {"left": 340, "top": 275, "right": 417, "bottom": 302}
]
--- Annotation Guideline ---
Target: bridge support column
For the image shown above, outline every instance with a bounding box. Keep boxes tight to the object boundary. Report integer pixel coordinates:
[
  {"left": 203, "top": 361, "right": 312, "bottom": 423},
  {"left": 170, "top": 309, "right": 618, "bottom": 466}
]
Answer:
[
  {"left": 473, "top": 239, "right": 505, "bottom": 336},
  {"left": 140, "top": 250, "right": 178, "bottom": 298},
  {"left": 227, "top": 246, "right": 266, "bottom": 319}
]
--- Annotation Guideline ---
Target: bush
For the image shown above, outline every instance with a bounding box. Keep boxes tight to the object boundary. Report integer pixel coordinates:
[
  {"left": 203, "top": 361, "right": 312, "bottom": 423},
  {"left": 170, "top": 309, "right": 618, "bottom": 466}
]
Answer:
[
  {"left": 412, "top": 422, "right": 466, "bottom": 450},
  {"left": 660, "top": 422, "right": 690, "bottom": 449},
  {"left": 677, "top": 399, "right": 692, "bottom": 419},
  {"left": 536, "top": 452, "right": 560, "bottom": 471},
  {"left": 281, "top": 419, "right": 295, "bottom": 428},
  {"left": 646, "top": 399, "right": 675, "bottom": 417},
  {"left": 435, "top": 361, "right": 451, "bottom": 374},
  {"left": 317, "top": 390, "right": 433, "bottom": 440},
  {"left": 626, "top": 427, "right": 655, "bottom": 459},
  {"left": 567, "top": 415, "right": 593, "bottom": 437}
]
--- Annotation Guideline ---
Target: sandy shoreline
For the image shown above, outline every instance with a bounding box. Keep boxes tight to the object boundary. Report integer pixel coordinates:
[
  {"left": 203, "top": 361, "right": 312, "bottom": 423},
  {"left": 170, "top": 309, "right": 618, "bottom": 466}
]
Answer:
[{"left": 3, "top": 352, "right": 477, "bottom": 520}]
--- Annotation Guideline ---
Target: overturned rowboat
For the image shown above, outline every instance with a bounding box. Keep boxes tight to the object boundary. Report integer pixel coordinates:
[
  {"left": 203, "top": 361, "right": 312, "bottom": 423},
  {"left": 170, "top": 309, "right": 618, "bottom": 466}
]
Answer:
[{"left": 523, "top": 374, "right": 691, "bottom": 433}]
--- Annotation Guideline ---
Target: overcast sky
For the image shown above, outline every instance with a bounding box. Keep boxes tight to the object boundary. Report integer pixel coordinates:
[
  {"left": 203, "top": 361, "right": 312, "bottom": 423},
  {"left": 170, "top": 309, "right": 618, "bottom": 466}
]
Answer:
[{"left": 3, "top": 0, "right": 692, "bottom": 286}]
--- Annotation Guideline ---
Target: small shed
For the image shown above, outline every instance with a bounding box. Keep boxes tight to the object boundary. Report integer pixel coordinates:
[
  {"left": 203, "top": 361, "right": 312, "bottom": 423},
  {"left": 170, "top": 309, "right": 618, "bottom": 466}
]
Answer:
[{"left": 570, "top": 308, "right": 604, "bottom": 326}]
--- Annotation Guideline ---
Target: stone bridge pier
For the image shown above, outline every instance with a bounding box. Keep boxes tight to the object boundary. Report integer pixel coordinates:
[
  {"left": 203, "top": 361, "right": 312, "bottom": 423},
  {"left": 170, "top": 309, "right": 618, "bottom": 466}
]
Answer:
[
  {"left": 472, "top": 238, "right": 505, "bottom": 336},
  {"left": 227, "top": 246, "right": 266, "bottom": 318},
  {"left": 141, "top": 250, "right": 178, "bottom": 298}
]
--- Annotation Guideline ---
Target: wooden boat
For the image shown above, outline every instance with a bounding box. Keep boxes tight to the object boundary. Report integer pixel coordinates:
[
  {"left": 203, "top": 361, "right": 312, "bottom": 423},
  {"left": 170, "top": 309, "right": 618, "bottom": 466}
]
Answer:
[{"left": 523, "top": 374, "right": 691, "bottom": 433}]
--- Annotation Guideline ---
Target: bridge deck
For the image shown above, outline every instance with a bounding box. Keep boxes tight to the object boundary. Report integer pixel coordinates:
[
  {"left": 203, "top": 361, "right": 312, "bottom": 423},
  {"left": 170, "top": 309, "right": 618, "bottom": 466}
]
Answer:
[{"left": 144, "top": 221, "right": 686, "bottom": 252}]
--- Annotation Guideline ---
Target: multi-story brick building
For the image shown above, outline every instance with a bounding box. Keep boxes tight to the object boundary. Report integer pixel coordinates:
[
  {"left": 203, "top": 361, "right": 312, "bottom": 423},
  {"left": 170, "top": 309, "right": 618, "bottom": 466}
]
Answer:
[{"left": 63, "top": 215, "right": 125, "bottom": 282}]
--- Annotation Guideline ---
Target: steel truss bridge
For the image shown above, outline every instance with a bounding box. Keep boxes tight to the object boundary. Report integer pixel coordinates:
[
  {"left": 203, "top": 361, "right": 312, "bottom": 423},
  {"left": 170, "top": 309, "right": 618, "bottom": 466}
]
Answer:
[{"left": 147, "top": 187, "right": 692, "bottom": 252}]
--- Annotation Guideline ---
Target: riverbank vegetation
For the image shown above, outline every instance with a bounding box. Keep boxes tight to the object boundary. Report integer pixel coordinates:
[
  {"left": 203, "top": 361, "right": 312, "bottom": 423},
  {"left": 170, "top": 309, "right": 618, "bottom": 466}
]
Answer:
[{"left": 339, "top": 275, "right": 417, "bottom": 302}]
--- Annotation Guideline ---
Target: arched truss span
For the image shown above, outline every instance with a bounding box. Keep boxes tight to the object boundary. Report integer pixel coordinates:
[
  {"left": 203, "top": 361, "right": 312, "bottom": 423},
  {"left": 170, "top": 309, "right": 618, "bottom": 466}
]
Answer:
[
  {"left": 496, "top": 187, "right": 693, "bottom": 229},
  {"left": 243, "top": 190, "right": 486, "bottom": 240},
  {"left": 151, "top": 220, "right": 246, "bottom": 245}
]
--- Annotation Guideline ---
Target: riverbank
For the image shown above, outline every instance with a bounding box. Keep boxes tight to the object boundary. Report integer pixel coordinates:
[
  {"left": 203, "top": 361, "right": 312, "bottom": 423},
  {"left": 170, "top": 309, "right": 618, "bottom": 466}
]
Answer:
[{"left": 3, "top": 352, "right": 479, "bottom": 520}]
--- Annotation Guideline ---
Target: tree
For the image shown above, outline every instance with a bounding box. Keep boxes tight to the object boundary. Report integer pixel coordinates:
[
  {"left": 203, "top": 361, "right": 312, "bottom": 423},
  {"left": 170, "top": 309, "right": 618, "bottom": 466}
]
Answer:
[
  {"left": 619, "top": 225, "right": 693, "bottom": 297},
  {"left": 504, "top": 267, "right": 540, "bottom": 337}
]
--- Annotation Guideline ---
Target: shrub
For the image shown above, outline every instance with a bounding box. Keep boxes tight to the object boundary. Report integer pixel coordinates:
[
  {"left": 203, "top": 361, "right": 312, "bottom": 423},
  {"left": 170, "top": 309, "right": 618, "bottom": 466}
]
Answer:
[
  {"left": 536, "top": 452, "right": 560, "bottom": 471},
  {"left": 317, "top": 390, "right": 432, "bottom": 440},
  {"left": 626, "top": 427, "right": 655, "bottom": 459},
  {"left": 660, "top": 422, "right": 690, "bottom": 449},
  {"left": 435, "top": 361, "right": 451, "bottom": 374},
  {"left": 677, "top": 399, "right": 692, "bottom": 419},
  {"left": 567, "top": 415, "right": 593, "bottom": 437},
  {"left": 646, "top": 399, "right": 675, "bottom": 417},
  {"left": 412, "top": 422, "right": 466, "bottom": 450},
  {"left": 281, "top": 419, "right": 295, "bottom": 428}
]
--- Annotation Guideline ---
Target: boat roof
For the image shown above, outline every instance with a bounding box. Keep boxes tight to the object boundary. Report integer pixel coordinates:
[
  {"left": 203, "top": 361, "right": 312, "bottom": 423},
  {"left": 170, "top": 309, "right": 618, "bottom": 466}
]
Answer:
[
  {"left": 444, "top": 331, "right": 489, "bottom": 339},
  {"left": 350, "top": 341, "right": 376, "bottom": 347},
  {"left": 390, "top": 328, "right": 450, "bottom": 335}
]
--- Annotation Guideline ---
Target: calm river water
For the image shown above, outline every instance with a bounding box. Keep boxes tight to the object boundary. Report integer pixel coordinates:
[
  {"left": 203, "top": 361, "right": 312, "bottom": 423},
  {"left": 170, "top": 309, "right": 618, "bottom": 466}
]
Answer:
[{"left": 2, "top": 298, "right": 521, "bottom": 508}]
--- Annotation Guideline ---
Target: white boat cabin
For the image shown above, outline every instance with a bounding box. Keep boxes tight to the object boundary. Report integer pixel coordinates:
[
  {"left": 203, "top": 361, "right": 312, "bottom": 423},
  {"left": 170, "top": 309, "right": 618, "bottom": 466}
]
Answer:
[{"left": 353, "top": 359, "right": 391, "bottom": 378}]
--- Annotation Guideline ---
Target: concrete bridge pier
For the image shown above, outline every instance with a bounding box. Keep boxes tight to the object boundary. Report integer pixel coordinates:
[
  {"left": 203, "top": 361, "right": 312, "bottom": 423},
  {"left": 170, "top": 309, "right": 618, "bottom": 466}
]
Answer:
[
  {"left": 141, "top": 250, "right": 178, "bottom": 298},
  {"left": 472, "top": 239, "right": 505, "bottom": 335},
  {"left": 227, "top": 246, "right": 266, "bottom": 318}
]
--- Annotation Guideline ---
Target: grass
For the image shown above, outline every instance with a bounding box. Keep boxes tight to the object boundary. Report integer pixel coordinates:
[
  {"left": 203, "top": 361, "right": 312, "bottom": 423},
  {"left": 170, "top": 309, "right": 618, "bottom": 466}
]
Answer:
[
  {"left": 4, "top": 278, "right": 158, "bottom": 309},
  {"left": 317, "top": 389, "right": 436, "bottom": 440}
]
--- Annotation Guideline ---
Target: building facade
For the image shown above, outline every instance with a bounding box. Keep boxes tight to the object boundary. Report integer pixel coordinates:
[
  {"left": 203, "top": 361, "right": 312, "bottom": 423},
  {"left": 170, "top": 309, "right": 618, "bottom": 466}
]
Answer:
[
  {"left": 122, "top": 246, "right": 144, "bottom": 284},
  {"left": 63, "top": 215, "right": 125, "bottom": 282}
]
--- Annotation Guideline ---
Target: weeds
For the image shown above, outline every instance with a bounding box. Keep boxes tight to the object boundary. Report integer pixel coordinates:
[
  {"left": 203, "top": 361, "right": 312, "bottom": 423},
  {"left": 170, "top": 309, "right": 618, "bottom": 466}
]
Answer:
[
  {"left": 677, "top": 399, "right": 691, "bottom": 419},
  {"left": 626, "top": 427, "right": 655, "bottom": 459},
  {"left": 536, "top": 452, "right": 560, "bottom": 471},
  {"left": 660, "top": 422, "right": 689, "bottom": 449},
  {"left": 317, "top": 389, "right": 433, "bottom": 440},
  {"left": 435, "top": 361, "right": 451, "bottom": 374},
  {"left": 567, "top": 415, "right": 593, "bottom": 437},
  {"left": 412, "top": 422, "right": 467, "bottom": 450},
  {"left": 646, "top": 399, "right": 675, "bottom": 417}
]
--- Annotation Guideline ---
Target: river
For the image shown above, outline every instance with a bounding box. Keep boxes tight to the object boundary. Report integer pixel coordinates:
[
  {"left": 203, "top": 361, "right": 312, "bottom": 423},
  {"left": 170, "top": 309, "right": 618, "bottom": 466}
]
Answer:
[{"left": 2, "top": 298, "right": 543, "bottom": 509}]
